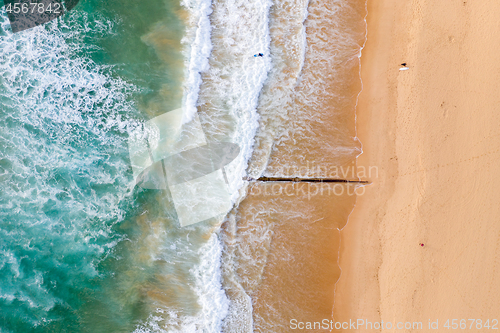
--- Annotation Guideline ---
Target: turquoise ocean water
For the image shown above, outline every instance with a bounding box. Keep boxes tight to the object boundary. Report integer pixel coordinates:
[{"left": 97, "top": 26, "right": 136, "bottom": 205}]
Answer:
[{"left": 0, "top": 0, "right": 228, "bottom": 331}]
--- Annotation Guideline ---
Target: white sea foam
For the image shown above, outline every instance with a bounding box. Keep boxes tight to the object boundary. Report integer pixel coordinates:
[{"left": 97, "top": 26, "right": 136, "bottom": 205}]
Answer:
[
  {"left": 196, "top": 0, "right": 273, "bottom": 203},
  {"left": 246, "top": 0, "right": 311, "bottom": 178},
  {"left": 186, "top": 0, "right": 276, "bottom": 331},
  {"left": 134, "top": 235, "right": 228, "bottom": 333},
  {"left": 180, "top": 0, "right": 213, "bottom": 124},
  {"left": 262, "top": 0, "right": 365, "bottom": 173}
]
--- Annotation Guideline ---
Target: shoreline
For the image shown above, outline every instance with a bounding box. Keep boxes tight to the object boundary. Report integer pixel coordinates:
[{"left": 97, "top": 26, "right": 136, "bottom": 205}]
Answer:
[
  {"left": 334, "top": 0, "right": 393, "bottom": 324},
  {"left": 335, "top": 0, "right": 500, "bottom": 328}
]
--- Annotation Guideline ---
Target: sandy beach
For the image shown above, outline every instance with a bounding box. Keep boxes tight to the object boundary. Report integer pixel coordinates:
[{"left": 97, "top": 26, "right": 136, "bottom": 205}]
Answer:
[{"left": 335, "top": 0, "right": 500, "bottom": 330}]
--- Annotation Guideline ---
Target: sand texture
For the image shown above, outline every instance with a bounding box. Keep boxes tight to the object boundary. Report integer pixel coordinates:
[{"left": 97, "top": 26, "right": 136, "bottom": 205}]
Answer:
[{"left": 335, "top": 0, "right": 500, "bottom": 330}]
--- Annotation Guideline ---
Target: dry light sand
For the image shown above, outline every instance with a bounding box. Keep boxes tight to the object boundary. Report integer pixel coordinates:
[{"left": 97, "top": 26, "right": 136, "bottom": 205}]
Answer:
[{"left": 335, "top": 0, "right": 500, "bottom": 331}]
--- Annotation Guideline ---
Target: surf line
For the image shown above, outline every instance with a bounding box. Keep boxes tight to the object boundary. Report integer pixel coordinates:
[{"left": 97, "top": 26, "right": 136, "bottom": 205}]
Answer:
[{"left": 244, "top": 177, "right": 370, "bottom": 184}]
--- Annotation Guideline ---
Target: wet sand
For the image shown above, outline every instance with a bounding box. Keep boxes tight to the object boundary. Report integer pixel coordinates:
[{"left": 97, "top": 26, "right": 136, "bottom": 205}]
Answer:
[
  {"left": 248, "top": 0, "right": 366, "bottom": 178},
  {"left": 220, "top": 0, "right": 367, "bottom": 331},
  {"left": 222, "top": 183, "right": 358, "bottom": 332},
  {"left": 335, "top": 0, "right": 500, "bottom": 329}
]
